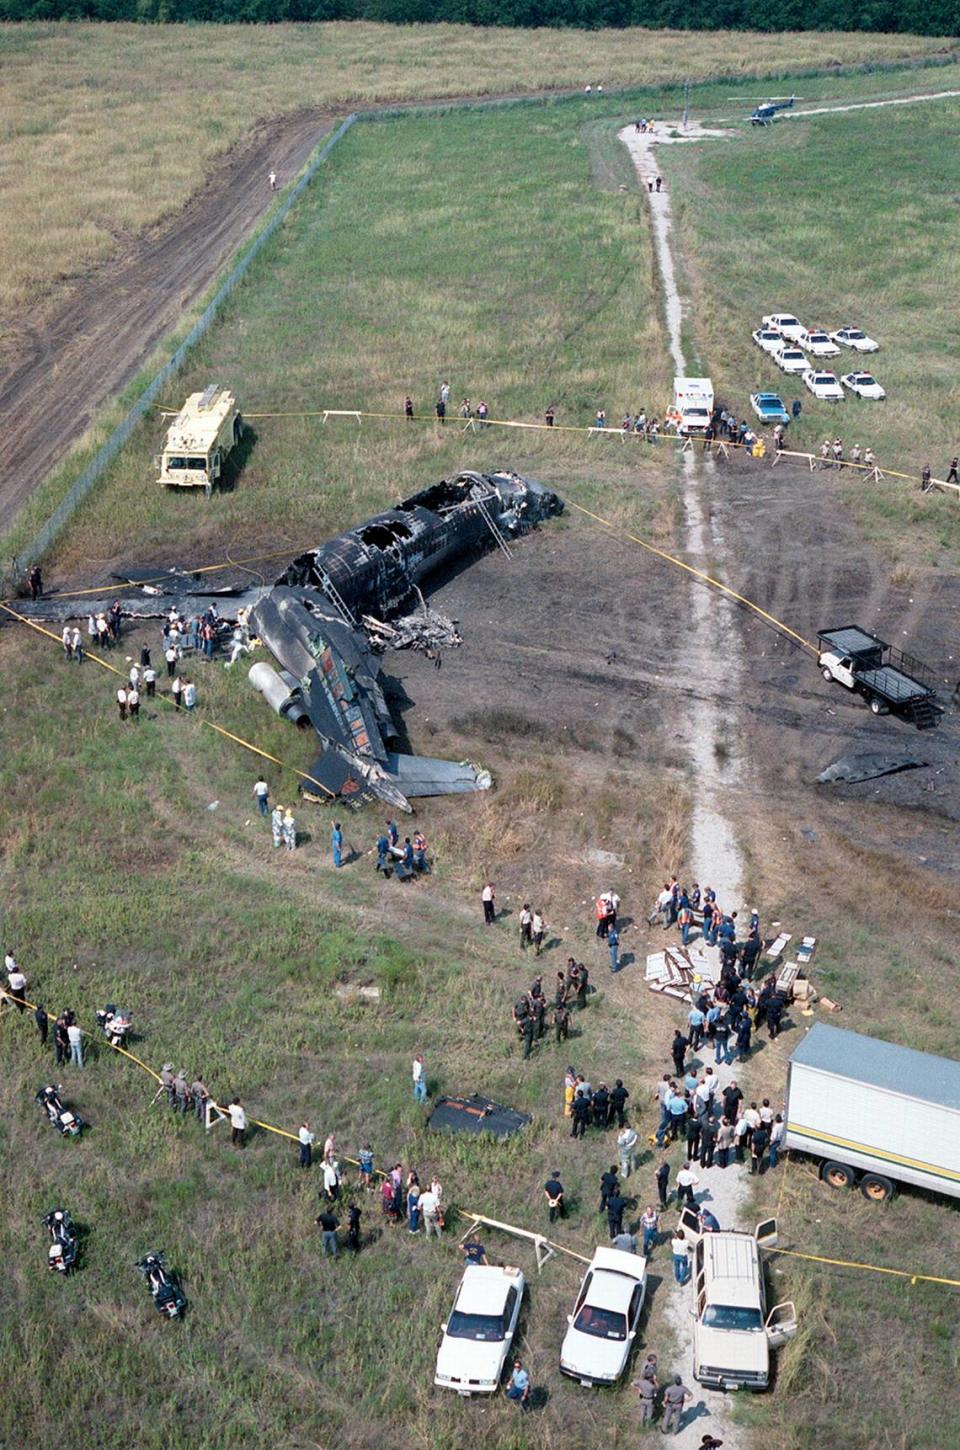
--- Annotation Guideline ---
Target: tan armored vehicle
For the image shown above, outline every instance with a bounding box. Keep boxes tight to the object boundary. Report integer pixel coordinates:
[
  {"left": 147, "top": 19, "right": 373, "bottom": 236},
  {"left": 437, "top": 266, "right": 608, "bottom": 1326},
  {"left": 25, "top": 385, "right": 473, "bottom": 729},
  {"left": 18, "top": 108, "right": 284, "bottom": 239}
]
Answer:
[{"left": 157, "top": 384, "right": 243, "bottom": 496}]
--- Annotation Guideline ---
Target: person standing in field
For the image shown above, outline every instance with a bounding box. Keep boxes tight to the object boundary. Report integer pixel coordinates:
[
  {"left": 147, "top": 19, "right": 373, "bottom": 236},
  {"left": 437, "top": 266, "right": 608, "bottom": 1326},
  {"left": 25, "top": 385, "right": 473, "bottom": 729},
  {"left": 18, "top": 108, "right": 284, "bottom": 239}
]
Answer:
[
  {"left": 228, "top": 1097, "right": 247, "bottom": 1148},
  {"left": 116, "top": 685, "right": 128, "bottom": 721},
  {"left": 331, "top": 820, "right": 343, "bottom": 868},
  {"left": 481, "top": 882, "right": 496, "bottom": 925},
  {"left": 253, "top": 777, "right": 269, "bottom": 817},
  {"left": 271, "top": 804, "right": 284, "bottom": 849},
  {"left": 283, "top": 808, "right": 297, "bottom": 851},
  {"left": 404, "top": 395, "right": 414, "bottom": 420},
  {"left": 268, "top": 170, "right": 277, "bottom": 191}
]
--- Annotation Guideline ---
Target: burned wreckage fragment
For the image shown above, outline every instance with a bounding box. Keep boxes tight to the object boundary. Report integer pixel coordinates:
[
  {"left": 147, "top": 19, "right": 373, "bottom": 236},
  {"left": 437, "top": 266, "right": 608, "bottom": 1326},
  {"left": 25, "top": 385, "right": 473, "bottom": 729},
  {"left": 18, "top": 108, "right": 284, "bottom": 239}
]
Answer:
[{"left": 250, "top": 471, "right": 563, "bottom": 810}]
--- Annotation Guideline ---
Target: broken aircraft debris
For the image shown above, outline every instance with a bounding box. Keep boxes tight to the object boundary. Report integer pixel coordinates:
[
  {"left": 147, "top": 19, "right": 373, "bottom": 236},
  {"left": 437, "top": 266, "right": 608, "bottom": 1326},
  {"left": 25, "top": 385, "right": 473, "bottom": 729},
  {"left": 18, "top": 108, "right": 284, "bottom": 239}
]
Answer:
[
  {"left": 249, "top": 471, "right": 562, "bottom": 810},
  {"left": 816, "top": 752, "right": 928, "bottom": 786},
  {"left": 15, "top": 471, "right": 562, "bottom": 812}
]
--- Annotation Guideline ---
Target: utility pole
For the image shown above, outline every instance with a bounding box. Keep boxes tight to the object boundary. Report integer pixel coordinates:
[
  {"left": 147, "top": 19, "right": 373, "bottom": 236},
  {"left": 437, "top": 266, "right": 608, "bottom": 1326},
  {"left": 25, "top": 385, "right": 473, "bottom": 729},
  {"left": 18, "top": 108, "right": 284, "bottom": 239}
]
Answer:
[{"left": 682, "top": 77, "right": 690, "bottom": 131}]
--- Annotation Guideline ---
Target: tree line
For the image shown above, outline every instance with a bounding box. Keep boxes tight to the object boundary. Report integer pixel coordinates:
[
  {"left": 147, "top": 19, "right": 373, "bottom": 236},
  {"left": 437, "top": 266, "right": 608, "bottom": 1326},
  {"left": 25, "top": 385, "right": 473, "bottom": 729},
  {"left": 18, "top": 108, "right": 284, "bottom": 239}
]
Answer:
[{"left": 2, "top": 0, "right": 958, "bottom": 34}]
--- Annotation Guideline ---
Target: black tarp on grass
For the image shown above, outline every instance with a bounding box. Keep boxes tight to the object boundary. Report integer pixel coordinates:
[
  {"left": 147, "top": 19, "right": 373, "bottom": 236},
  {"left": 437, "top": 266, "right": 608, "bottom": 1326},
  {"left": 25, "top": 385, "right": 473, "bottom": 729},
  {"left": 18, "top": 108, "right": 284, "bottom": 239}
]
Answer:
[{"left": 427, "top": 1094, "right": 531, "bottom": 1139}]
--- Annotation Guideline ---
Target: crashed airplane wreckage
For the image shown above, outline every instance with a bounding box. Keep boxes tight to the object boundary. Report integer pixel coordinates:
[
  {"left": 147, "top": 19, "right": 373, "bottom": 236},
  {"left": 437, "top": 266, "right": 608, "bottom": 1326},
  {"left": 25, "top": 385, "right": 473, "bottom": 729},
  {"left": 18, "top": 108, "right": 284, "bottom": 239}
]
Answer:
[
  {"left": 20, "top": 471, "right": 562, "bottom": 811},
  {"left": 250, "top": 471, "right": 562, "bottom": 809}
]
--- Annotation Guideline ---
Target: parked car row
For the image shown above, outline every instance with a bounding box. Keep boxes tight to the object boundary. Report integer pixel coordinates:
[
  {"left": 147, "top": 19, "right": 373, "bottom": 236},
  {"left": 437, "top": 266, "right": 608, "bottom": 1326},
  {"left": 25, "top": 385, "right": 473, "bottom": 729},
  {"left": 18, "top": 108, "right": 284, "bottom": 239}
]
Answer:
[
  {"left": 751, "top": 311, "right": 884, "bottom": 407},
  {"left": 434, "top": 1222, "right": 796, "bottom": 1398}
]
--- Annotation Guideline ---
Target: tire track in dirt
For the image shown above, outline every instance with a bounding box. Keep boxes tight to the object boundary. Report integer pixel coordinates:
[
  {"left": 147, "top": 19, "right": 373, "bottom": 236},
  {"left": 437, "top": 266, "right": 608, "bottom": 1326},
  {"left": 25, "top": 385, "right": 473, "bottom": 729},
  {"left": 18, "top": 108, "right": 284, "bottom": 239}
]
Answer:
[{"left": 0, "top": 107, "right": 337, "bottom": 521}]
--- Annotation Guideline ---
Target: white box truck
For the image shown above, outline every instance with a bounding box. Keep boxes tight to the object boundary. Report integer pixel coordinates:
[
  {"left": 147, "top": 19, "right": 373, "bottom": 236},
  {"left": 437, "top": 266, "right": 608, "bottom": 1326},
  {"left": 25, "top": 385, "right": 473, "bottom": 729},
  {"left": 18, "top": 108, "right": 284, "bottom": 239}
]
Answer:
[
  {"left": 672, "top": 377, "right": 714, "bottom": 436},
  {"left": 784, "top": 1023, "right": 960, "bottom": 1203}
]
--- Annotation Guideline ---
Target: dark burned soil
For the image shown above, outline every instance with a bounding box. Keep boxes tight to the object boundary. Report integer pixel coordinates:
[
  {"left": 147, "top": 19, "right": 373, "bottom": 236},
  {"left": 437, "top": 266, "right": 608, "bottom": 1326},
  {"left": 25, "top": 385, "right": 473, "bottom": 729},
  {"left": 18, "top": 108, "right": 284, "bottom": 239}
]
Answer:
[
  {"left": 0, "top": 108, "right": 336, "bottom": 518},
  {"left": 394, "top": 457, "right": 960, "bottom": 881}
]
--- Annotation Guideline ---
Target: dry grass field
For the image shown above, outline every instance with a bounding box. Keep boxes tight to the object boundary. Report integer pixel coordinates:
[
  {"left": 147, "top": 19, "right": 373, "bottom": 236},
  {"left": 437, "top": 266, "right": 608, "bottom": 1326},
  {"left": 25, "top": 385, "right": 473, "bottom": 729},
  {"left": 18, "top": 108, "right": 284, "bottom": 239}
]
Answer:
[{"left": 0, "top": 21, "right": 950, "bottom": 312}]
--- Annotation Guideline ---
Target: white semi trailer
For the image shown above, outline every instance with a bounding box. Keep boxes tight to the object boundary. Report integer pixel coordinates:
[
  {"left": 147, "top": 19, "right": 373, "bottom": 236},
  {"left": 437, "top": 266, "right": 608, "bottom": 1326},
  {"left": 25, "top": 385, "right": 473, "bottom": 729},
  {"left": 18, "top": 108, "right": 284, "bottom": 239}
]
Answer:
[{"left": 784, "top": 1023, "right": 960, "bottom": 1203}]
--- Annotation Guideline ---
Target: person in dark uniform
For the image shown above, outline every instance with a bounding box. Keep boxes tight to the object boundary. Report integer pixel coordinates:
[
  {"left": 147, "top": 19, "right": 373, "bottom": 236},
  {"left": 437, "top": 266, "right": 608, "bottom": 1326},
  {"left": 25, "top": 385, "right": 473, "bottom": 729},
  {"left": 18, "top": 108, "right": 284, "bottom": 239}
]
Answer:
[
  {"left": 54, "top": 1014, "right": 69, "bottom": 1067},
  {"left": 347, "top": 1202, "right": 362, "bottom": 1252},
  {"left": 404, "top": 396, "right": 414, "bottom": 420},
  {"left": 671, "top": 1029, "right": 688, "bottom": 1077},
  {"left": 553, "top": 1001, "right": 570, "bottom": 1043},
  {"left": 554, "top": 971, "right": 568, "bottom": 1006},
  {"left": 699, "top": 1116, "right": 718, "bottom": 1169},
  {"left": 545, "top": 405, "right": 555, "bottom": 427},
  {"left": 521, "top": 1014, "right": 535, "bottom": 1060},
  {"left": 576, "top": 963, "right": 589, "bottom": 1011},
  {"left": 592, "top": 1083, "right": 609, "bottom": 1128},
  {"left": 544, "top": 1172, "right": 565, "bottom": 1222},
  {"left": 531, "top": 991, "right": 546, "bottom": 1041},
  {"left": 435, "top": 397, "right": 446, "bottom": 425},
  {"left": 655, "top": 1159, "right": 670, "bottom": 1208},
  {"left": 686, "top": 1112, "right": 702, "bottom": 1163},
  {"left": 609, "top": 1079, "right": 629, "bottom": 1128},
  {"left": 571, "top": 1092, "right": 591, "bottom": 1139},
  {"left": 34, "top": 1003, "right": 48, "bottom": 1047},
  {"left": 606, "top": 1188, "right": 626, "bottom": 1239},
  {"left": 28, "top": 565, "right": 43, "bottom": 600},
  {"left": 947, "top": 457, "right": 959, "bottom": 485},
  {"left": 598, "top": 1166, "right": 619, "bottom": 1213}
]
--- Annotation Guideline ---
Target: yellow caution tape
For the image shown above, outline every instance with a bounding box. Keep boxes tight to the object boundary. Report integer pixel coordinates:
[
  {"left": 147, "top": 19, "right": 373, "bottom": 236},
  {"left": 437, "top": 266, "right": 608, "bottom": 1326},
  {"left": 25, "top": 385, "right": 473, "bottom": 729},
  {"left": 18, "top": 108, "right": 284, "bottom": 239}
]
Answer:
[
  {"left": 0, "top": 602, "right": 335, "bottom": 797},
  {"left": 564, "top": 498, "right": 816, "bottom": 654},
  {"left": 773, "top": 1246, "right": 960, "bottom": 1290}
]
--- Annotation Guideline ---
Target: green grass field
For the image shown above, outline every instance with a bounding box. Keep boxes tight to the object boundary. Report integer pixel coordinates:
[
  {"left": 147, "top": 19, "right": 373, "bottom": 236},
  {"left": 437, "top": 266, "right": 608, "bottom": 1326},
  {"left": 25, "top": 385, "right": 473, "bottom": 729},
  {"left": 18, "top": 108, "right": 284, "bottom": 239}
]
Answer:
[
  {"left": 0, "top": 21, "right": 948, "bottom": 313},
  {"left": 3, "top": 83, "right": 960, "bottom": 1450},
  {"left": 661, "top": 93, "right": 960, "bottom": 561}
]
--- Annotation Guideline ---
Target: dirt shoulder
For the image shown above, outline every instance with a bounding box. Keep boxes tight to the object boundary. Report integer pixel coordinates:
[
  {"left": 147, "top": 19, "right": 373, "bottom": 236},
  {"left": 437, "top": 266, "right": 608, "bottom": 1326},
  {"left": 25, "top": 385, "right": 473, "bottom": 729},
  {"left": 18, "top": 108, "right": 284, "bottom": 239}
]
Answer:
[{"left": 0, "top": 107, "right": 335, "bottom": 524}]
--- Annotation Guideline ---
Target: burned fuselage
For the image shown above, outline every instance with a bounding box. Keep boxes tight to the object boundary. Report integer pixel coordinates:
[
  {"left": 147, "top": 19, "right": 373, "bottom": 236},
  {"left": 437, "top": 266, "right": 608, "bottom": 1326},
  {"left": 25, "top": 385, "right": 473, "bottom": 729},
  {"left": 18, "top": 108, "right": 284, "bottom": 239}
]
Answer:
[
  {"left": 249, "top": 471, "right": 563, "bottom": 809},
  {"left": 276, "top": 470, "right": 561, "bottom": 621}
]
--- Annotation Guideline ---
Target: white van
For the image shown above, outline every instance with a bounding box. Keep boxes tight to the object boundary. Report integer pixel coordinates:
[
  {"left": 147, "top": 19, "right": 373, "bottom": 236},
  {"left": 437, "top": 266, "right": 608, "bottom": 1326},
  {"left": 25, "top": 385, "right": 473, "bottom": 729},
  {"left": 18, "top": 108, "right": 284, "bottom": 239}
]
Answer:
[{"left": 678, "top": 1211, "right": 797, "bottom": 1391}]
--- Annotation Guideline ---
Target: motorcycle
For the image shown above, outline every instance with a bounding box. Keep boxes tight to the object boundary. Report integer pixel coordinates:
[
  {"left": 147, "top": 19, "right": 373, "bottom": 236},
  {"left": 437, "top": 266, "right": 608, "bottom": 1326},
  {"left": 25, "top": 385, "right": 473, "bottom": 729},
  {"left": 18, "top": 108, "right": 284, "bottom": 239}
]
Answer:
[
  {"left": 35, "top": 1084, "right": 85, "bottom": 1138},
  {"left": 95, "top": 1004, "right": 132, "bottom": 1047},
  {"left": 135, "top": 1252, "right": 187, "bottom": 1319},
  {"left": 42, "top": 1208, "right": 79, "bottom": 1275}
]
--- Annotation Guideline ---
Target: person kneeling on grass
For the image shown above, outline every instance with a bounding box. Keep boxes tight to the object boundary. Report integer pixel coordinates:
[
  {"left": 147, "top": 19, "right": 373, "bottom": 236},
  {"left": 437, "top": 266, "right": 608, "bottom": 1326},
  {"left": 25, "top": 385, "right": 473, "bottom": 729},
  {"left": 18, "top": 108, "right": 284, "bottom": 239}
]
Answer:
[{"left": 506, "top": 1359, "right": 531, "bottom": 1410}]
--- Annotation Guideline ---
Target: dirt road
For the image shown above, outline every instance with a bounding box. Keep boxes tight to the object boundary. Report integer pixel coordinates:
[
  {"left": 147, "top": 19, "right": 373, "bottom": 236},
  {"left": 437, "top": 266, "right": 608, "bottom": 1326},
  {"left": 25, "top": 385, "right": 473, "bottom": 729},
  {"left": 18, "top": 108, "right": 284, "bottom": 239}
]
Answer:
[{"left": 0, "top": 107, "right": 335, "bottom": 523}]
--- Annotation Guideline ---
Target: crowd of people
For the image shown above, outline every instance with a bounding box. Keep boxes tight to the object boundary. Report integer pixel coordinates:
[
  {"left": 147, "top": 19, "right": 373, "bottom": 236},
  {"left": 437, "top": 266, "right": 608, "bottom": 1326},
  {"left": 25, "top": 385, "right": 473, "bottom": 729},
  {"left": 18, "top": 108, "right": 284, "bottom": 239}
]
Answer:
[{"left": 512, "top": 959, "right": 592, "bottom": 1059}]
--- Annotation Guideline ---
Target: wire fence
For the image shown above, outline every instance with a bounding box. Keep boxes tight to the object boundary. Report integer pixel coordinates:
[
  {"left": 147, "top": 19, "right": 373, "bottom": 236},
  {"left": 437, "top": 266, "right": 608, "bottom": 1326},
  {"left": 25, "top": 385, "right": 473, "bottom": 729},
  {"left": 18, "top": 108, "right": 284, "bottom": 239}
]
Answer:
[{"left": 6, "top": 113, "right": 359, "bottom": 596}]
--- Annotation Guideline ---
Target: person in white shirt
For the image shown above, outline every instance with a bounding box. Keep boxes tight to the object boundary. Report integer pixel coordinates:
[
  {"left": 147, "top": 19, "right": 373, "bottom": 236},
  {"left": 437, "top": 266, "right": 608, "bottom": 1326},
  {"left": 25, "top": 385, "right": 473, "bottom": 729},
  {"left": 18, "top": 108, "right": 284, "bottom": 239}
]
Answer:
[
  {"left": 183, "top": 679, "right": 197, "bottom": 711},
  {"left": 127, "top": 686, "right": 140, "bottom": 720},
  {"left": 87, "top": 614, "right": 97, "bottom": 642},
  {"left": 532, "top": 911, "right": 545, "bottom": 957},
  {"left": 4, "top": 950, "right": 17, "bottom": 976},
  {"left": 519, "top": 905, "right": 533, "bottom": 950},
  {"left": 116, "top": 686, "right": 128, "bottom": 721},
  {"left": 228, "top": 1098, "right": 247, "bottom": 1147},
  {"left": 412, "top": 1054, "right": 427, "bottom": 1103},
  {"left": 322, "top": 1158, "right": 341, "bottom": 1201},
  {"left": 298, "top": 1122, "right": 314, "bottom": 1169},
  {"left": 67, "top": 1021, "right": 83, "bottom": 1067},
  {"left": 419, "top": 1188, "right": 441, "bottom": 1238},
  {"left": 70, "top": 627, "right": 83, "bottom": 662},
  {"left": 253, "top": 777, "right": 269, "bottom": 817},
  {"left": 675, "top": 1162, "right": 699, "bottom": 1206},
  {"left": 671, "top": 1232, "right": 691, "bottom": 1285},
  {"left": 481, "top": 882, "right": 496, "bottom": 925},
  {"left": 128, "top": 664, "right": 140, "bottom": 689},
  {"left": 656, "top": 884, "right": 672, "bottom": 928},
  {"left": 62, "top": 626, "right": 71, "bottom": 659},
  {"left": 142, "top": 665, "right": 157, "bottom": 697},
  {"left": 6, "top": 968, "right": 27, "bottom": 1012}
]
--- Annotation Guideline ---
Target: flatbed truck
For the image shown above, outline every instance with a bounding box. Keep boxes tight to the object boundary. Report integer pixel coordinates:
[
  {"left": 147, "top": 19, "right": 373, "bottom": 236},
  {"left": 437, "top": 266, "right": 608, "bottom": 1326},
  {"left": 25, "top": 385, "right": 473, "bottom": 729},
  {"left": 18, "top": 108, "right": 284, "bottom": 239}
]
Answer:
[{"left": 817, "top": 625, "right": 940, "bottom": 728}]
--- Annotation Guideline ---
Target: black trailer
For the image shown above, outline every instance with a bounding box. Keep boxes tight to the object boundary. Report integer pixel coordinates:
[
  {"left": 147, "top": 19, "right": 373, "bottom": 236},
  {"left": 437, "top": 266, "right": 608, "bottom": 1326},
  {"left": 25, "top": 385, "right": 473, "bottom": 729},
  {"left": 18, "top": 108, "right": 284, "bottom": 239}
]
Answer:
[{"left": 817, "top": 626, "right": 941, "bottom": 729}]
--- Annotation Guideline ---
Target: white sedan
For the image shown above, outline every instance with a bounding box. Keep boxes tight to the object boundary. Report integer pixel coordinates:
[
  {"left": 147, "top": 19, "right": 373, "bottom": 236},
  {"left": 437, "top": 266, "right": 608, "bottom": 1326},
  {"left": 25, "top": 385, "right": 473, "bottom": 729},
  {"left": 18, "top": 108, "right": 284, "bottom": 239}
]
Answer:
[
  {"left": 752, "top": 327, "right": 783, "bottom": 355},
  {"left": 830, "top": 326, "right": 879, "bottom": 353},
  {"left": 842, "top": 371, "right": 886, "bottom": 400},
  {"left": 435, "top": 1265, "right": 525, "bottom": 1396},
  {"left": 762, "top": 312, "right": 805, "bottom": 341},
  {"left": 559, "top": 1246, "right": 648, "bottom": 1386},
  {"left": 798, "top": 328, "right": 840, "bottom": 357},
  {"left": 773, "top": 342, "right": 809, "bottom": 375},
  {"left": 803, "top": 369, "right": 844, "bottom": 402}
]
